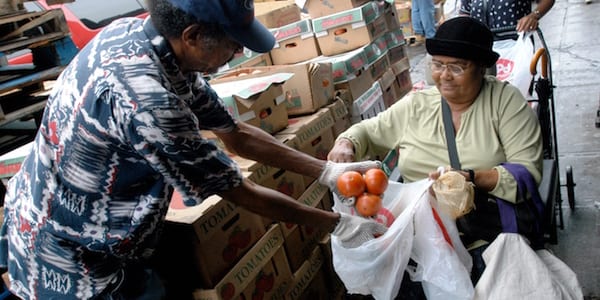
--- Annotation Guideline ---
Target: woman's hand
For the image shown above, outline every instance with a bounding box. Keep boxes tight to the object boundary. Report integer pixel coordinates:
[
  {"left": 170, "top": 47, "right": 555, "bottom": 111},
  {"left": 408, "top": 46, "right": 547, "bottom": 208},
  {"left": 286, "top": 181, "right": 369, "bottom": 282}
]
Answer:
[
  {"left": 516, "top": 13, "right": 540, "bottom": 32},
  {"left": 327, "top": 138, "right": 356, "bottom": 162}
]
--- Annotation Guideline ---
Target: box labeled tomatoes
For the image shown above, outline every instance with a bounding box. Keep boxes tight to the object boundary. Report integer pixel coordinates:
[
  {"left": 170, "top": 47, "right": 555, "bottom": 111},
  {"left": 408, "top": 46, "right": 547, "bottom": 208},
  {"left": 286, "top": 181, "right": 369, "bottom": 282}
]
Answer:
[
  {"left": 192, "top": 225, "right": 285, "bottom": 300},
  {"left": 237, "top": 246, "right": 293, "bottom": 300},
  {"left": 284, "top": 246, "right": 324, "bottom": 300},
  {"left": 164, "top": 195, "right": 267, "bottom": 289},
  {"left": 278, "top": 179, "right": 329, "bottom": 237}
]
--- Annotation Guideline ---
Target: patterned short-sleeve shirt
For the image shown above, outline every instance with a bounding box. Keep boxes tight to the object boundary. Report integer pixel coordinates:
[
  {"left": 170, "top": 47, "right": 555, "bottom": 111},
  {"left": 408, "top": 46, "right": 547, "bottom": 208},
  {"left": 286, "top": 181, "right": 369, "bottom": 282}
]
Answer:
[
  {"left": 461, "top": 0, "right": 532, "bottom": 29},
  {"left": 0, "top": 17, "right": 243, "bottom": 299}
]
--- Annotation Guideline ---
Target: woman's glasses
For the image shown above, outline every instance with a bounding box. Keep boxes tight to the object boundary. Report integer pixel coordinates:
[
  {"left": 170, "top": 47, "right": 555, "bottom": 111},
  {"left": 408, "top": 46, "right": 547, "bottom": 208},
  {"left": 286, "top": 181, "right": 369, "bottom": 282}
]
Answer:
[{"left": 429, "top": 61, "right": 468, "bottom": 76}]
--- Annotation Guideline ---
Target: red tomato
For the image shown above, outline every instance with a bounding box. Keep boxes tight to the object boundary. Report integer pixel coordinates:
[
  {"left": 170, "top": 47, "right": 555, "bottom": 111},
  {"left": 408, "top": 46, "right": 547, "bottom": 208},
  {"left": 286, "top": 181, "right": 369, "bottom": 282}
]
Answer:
[
  {"left": 355, "top": 193, "right": 382, "bottom": 217},
  {"left": 363, "top": 168, "right": 388, "bottom": 195},
  {"left": 336, "top": 171, "right": 366, "bottom": 198}
]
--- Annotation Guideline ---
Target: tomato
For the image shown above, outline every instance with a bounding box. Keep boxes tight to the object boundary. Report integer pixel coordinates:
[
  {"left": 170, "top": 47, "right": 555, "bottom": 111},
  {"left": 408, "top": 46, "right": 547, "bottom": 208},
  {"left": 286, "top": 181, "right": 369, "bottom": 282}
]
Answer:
[
  {"left": 336, "top": 171, "right": 366, "bottom": 198},
  {"left": 363, "top": 168, "right": 388, "bottom": 195},
  {"left": 355, "top": 193, "right": 382, "bottom": 217}
]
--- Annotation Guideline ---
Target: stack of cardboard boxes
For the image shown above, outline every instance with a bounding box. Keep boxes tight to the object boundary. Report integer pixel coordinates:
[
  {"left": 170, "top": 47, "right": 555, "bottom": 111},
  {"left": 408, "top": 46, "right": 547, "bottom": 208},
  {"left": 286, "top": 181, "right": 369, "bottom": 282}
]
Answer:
[{"left": 158, "top": 0, "right": 412, "bottom": 299}]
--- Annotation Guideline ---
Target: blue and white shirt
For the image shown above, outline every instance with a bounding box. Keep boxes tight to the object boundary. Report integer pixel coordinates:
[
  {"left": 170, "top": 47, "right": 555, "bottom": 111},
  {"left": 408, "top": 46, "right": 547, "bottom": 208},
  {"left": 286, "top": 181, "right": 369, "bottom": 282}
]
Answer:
[
  {"left": 461, "top": 0, "right": 532, "bottom": 29},
  {"left": 0, "top": 17, "right": 242, "bottom": 299}
]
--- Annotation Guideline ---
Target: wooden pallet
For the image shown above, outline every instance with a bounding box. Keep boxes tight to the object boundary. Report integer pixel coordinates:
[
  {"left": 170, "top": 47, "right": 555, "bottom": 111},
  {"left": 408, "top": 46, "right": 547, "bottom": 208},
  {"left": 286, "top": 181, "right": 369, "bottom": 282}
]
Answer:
[{"left": 0, "top": 9, "right": 70, "bottom": 54}]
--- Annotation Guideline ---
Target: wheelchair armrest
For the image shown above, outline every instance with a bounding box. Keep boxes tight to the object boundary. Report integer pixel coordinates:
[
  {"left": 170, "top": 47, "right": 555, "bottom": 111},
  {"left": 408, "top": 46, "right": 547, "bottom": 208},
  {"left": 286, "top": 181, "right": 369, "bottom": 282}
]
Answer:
[{"left": 538, "top": 159, "right": 559, "bottom": 244}]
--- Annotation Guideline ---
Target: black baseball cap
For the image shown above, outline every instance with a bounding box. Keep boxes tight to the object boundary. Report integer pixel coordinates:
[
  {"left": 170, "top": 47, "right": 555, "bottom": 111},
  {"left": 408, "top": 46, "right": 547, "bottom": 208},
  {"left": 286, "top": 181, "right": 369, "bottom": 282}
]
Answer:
[{"left": 167, "top": 0, "right": 275, "bottom": 53}]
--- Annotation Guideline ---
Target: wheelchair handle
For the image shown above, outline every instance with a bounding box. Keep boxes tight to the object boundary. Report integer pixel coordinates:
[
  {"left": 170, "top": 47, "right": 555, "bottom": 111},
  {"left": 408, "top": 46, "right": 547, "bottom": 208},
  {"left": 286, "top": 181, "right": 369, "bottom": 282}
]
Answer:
[{"left": 530, "top": 48, "right": 549, "bottom": 78}]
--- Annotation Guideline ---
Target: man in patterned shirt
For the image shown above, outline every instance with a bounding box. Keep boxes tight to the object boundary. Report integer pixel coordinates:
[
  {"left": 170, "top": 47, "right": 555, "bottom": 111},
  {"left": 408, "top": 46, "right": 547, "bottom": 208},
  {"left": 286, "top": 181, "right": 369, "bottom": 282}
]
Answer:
[
  {"left": 461, "top": 0, "right": 554, "bottom": 33},
  {"left": 0, "top": 0, "right": 386, "bottom": 298}
]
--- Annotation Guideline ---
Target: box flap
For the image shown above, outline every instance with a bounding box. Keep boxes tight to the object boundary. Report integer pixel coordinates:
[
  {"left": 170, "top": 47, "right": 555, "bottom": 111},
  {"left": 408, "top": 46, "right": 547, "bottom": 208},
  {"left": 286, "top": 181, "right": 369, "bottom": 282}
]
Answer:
[
  {"left": 385, "top": 28, "right": 407, "bottom": 49},
  {"left": 211, "top": 73, "right": 293, "bottom": 100}
]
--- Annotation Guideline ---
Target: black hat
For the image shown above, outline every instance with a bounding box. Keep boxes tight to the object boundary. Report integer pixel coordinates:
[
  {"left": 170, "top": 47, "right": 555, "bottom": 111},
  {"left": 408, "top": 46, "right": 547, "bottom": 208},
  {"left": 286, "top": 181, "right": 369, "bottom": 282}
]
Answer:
[{"left": 426, "top": 17, "right": 499, "bottom": 67}]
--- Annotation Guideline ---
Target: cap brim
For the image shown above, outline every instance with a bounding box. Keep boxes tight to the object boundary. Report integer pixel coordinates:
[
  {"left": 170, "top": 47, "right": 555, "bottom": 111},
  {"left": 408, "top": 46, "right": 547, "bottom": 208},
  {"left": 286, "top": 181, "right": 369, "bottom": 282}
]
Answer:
[
  {"left": 224, "top": 19, "right": 275, "bottom": 53},
  {"left": 426, "top": 38, "right": 499, "bottom": 67}
]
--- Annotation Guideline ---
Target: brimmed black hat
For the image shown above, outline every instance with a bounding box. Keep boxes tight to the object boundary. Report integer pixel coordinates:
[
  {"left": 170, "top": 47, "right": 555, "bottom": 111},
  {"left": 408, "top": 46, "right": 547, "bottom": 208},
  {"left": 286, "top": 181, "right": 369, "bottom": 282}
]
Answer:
[{"left": 426, "top": 17, "right": 499, "bottom": 67}]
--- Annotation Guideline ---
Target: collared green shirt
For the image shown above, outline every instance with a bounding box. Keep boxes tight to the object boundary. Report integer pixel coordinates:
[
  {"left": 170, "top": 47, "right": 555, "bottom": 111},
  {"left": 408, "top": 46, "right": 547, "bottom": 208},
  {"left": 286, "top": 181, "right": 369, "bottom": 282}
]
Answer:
[{"left": 338, "top": 76, "right": 542, "bottom": 203}]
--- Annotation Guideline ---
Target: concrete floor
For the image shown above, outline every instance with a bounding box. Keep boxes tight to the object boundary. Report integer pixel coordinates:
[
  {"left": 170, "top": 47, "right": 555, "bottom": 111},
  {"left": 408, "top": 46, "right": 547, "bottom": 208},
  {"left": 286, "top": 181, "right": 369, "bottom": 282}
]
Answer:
[{"left": 406, "top": 0, "right": 600, "bottom": 297}]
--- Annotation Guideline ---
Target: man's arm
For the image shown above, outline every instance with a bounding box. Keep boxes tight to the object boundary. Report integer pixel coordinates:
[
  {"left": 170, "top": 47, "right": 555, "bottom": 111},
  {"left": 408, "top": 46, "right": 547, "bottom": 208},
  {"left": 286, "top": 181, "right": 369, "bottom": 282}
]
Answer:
[
  {"left": 215, "top": 122, "right": 326, "bottom": 179},
  {"left": 220, "top": 179, "right": 339, "bottom": 228}
]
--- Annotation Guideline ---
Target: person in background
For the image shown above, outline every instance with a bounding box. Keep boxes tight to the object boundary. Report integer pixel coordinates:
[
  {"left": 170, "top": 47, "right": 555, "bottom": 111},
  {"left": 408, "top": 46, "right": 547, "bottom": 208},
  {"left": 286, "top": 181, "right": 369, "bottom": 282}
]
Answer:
[
  {"left": 328, "top": 17, "right": 543, "bottom": 297},
  {"left": 461, "top": 0, "right": 555, "bottom": 32},
  {"left": 0, "top": 0, "right": 386, "bottom": 299},
  {"left": 411, "top": 0, "right": 438, "bottom": 45}
]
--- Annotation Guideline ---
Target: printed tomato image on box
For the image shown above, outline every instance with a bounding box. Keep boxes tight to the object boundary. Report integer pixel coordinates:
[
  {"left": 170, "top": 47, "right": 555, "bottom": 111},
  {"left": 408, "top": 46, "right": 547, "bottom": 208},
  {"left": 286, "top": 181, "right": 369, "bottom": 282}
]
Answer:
[{"left": 163, "top": 195, "right": 267, "bottom": 289}]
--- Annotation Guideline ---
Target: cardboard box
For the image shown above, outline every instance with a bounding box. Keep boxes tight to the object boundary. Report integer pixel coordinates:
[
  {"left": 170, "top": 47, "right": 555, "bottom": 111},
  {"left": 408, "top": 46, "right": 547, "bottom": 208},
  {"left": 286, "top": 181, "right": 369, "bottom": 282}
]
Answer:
[
  {"left": 310, "top": 48, "right": 375, "bottom": 103},
  {"left": 255, "top": 0, "right": 302, "bottom": 28},
  {"left": 275, "top": 108, "right": 336, "bottom": 185},
  {"left": 350, "top": 81, "right": 386, "bottom": 124},
  {"left": 395, "top": 1, "right": 411, "bottom": 24},
  {"left": 270, "top": 19, "right": 320, "bottom": 65},
  {"left": 318, "top": 235, "right": 346, "bottom": 299},
  {"left": 297, "top": 267, "right": 329, "bottom": 299},
  {"left": 211, "top": 73, "right": 292, "bottom": 134},
  {"left": 211, "top": 63, "right": 334, "bottom": 117},
  {"left": 193, "top": 225, "right": 285, "bottom": 300},
  {"left": 217, "top": 48, "right": 272, "bottom": 73},
  {"left": 384, "top": 1, "right": 401, "bottom": 31},
  {"left": 326, "top": 98, "right": 351, "bottom": 138},
  {"left": 379, "top": 68, "right": 399, "bottom": 108},
  {"left": 363, "top": 35, "right": 391, "bottom": 81},
  {"left": 285, "top": 246, "right": 324, "bottom": 300},
  {"left": 237, "top": 247, "right": 293, "bottom": 300},
  {"left": 277, "top": 179, "right": 330, "bottom": 237},
  {"left": 391, "top": 58, "right": 413, "bottom": 98},
  {"left": 312, "top": 2, "right": 388, "bottom": 56},
  {"left": 164, "top": 196, "right": 267, "bottom": 289},
  {"left": 309, "top": 47, "right": 368, "bottom": 84},
  {"left": 0, "top": 142, "right": 30, "bottom": 180},
  {"left": 385, "top": 28, "right": 408, "bottom": 64},
  {"left": 299, "top": 0, "right": 371, "bottom": 19},
  {"left": 382, "top": 147, "right": 401, "bottom": 182}
]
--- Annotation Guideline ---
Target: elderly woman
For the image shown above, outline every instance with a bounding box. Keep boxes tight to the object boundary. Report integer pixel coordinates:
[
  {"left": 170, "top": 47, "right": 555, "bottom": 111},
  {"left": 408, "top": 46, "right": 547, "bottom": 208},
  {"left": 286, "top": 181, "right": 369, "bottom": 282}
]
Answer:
[{"left": 328, "top": 17, "right": 543, "bottom": 288}]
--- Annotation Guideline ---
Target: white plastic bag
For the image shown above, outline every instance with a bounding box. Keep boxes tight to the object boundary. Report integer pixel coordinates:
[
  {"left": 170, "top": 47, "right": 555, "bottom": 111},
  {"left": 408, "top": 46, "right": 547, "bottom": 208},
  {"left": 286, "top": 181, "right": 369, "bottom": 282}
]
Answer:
[
  {"left": 493, "top": 32, "right": 535, "bottom": 97},
  {"left": 474, "top": 233, "right": 583, "bottom": 300},
  {"left": 331, "top": 179, "right": 474, "bottom": 300},
  {"left": 409, "top": 199, "right": 474, "bottom": 300}
]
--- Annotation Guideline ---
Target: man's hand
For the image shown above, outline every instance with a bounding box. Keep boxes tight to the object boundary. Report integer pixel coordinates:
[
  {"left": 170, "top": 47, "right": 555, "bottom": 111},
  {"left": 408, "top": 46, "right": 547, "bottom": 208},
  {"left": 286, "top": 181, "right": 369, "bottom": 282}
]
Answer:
[
  {"left": 332, "top": 213, "right": 388, "bottom": 248},
  {"left": 319, "top": 160, "right": 382, "bottom": 205}
]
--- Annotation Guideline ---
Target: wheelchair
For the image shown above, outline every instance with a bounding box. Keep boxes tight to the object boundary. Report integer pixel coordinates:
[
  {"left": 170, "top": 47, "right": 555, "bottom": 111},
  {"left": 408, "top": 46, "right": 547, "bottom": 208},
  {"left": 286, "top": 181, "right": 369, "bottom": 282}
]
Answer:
[{"left": 491, "top": 26, "right": 576, "bottom": 245}]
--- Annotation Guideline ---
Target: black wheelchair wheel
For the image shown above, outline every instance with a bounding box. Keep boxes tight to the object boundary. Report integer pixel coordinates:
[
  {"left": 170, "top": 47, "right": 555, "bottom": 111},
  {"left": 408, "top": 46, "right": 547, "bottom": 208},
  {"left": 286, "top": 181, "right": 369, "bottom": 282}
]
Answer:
[{"left": 566, "top": 165, "right": 575, "bottom": 210}]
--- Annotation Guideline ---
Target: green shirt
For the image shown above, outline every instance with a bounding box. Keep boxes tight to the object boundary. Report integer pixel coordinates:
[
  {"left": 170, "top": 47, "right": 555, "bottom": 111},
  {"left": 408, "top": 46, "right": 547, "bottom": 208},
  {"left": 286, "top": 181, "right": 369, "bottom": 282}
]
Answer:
[{"left": 338, "top": 76, "right": 543, "bottom": 203}]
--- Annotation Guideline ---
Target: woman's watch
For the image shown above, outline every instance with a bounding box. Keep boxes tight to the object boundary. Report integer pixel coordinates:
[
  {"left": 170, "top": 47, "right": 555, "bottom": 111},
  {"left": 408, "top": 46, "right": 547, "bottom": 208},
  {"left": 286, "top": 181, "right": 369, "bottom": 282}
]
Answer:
[
  {"left": 533, "top": 9, "right": 542, "bottom": 19},
  {"left": 463, "top": 169, "right": 475, "bottom": 184}
]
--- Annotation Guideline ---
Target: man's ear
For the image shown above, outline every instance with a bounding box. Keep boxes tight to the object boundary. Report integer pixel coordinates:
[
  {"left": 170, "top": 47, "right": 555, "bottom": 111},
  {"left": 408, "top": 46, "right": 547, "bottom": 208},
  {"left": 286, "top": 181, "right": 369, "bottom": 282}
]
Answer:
[{"left": 181, "top": 24, "right": 201, "bottom": 48}]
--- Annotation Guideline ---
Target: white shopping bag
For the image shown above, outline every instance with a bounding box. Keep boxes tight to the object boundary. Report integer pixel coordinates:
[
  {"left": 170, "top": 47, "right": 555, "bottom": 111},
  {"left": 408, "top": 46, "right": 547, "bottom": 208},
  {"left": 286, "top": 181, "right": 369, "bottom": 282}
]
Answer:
[
  {"left": 474, "top": 233, "right": 583, "bottom": 300},
  {"left": 331, "top": 179, "right": 474, "bottom": 300},
  {"left": 494, "top": 32, "right": 535, "bottom": 98}
]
